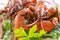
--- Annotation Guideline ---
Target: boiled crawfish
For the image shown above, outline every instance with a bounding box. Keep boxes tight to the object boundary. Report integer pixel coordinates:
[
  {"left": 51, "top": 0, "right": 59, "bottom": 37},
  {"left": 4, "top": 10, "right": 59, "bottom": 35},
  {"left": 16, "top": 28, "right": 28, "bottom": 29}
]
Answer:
[
  {"left": 13, "top": 0, "right": 58, "bottom": 32},
  {"left": 5, "top": 0, "right": 59, "bottom": 40}
]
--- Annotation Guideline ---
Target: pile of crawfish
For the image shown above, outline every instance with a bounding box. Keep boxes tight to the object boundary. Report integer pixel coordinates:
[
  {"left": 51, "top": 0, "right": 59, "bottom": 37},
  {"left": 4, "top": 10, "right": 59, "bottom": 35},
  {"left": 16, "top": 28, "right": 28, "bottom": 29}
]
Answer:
[
  {"left": 0, "top": 0, "right": 60, "bottom": 40},
  {"left": 5, "top": 0, "right": 59, "bottom": 32}
]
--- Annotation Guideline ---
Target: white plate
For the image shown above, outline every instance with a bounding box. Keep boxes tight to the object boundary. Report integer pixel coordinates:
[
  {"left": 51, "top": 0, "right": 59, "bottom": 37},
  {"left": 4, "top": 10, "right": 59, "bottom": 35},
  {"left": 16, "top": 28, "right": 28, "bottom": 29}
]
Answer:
[{"left": 0, "top": 0, "right": 8, "bottom": 10}]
